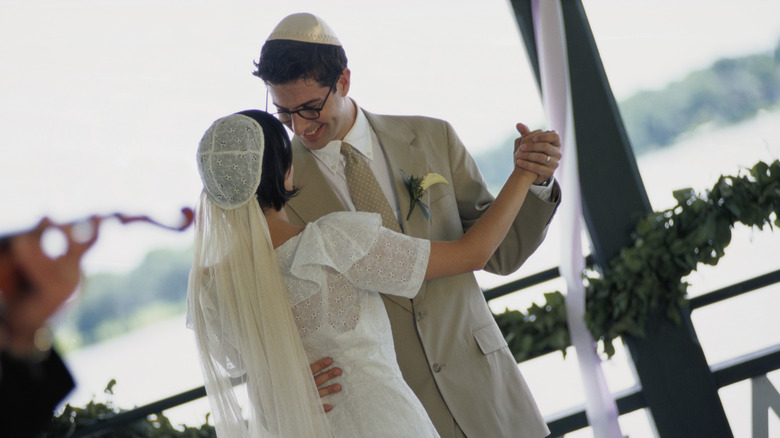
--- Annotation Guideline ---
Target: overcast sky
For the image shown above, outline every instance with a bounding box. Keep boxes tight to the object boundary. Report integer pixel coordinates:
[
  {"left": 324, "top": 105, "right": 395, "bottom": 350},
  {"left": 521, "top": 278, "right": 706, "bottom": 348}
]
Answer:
[{"left": 2, "top": 0, "right": 779, "bottom": 274}]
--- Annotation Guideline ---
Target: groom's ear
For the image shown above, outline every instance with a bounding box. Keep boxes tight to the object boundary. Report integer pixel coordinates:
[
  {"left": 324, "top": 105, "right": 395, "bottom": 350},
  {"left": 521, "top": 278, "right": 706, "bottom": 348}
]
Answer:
[{"left": 338, "top": 68, "right": 351, "bottom": 96}]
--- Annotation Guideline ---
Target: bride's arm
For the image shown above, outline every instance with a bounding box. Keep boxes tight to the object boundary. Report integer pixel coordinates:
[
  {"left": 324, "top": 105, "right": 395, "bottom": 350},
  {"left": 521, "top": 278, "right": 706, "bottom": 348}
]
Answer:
[{"left": 424, "top": 126, "right": 558, "bottom": 280}]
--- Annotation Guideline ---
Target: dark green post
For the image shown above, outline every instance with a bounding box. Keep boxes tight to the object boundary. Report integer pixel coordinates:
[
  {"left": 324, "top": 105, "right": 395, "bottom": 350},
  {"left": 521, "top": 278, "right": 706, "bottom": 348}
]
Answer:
[{"left": 509, "top": 0, "right": 733, "bottom": 436}]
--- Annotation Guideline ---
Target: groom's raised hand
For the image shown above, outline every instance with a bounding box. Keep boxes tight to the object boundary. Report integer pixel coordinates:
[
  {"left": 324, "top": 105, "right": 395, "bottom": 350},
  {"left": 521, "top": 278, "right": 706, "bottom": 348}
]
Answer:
[{"left": 310, "top": 357, "right": 343, "bottom": 412}]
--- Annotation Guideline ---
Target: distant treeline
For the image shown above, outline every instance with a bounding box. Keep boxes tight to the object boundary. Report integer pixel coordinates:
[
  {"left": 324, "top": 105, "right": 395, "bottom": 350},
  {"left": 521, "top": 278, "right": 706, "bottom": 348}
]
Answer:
[
  {"left": 55, "top": 40, "right": 780, "bottom": 351},
  {"left": 475, "top": 39, "right": 780, "bottom": 189},
  {"left": 622, "top": 40, "right": 780, "bottom": 152},
  {"left": 55, "top": 247, "right": 193, "bottom": 351}
]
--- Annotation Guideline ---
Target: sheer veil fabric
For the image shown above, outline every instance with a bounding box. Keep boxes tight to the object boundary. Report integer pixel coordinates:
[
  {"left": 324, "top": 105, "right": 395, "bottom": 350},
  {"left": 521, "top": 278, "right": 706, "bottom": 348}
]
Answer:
[{"left": 187, "top": 114, "right": 333, "bottom": 437}]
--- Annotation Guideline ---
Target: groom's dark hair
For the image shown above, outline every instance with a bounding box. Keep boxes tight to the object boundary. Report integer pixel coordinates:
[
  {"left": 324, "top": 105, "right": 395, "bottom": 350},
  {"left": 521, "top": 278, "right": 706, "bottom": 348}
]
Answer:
[{"left": 253, "top": 40, "right": 347, "bottom": 87}]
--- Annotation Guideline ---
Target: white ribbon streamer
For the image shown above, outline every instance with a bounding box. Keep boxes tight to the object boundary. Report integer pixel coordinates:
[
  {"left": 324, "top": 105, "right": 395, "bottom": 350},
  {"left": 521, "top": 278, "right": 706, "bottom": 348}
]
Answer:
[{"left": 530, "top": 1, "right": 623, "bottom": 436}]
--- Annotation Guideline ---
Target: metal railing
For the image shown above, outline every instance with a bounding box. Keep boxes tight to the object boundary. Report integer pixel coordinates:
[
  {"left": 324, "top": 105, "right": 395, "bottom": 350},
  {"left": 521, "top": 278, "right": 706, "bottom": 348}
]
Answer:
[
  {"left": 65, "top": 268, "right": 780, "bottom": 437},
  {"left": 498, "top": 268, "right": 780, "bottom": 436}
]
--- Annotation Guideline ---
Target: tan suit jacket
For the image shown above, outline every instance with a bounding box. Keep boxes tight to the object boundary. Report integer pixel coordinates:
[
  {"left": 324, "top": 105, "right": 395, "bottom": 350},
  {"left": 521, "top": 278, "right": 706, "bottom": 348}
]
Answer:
[{"left": 286, "top": 111, "right": 557, "bottom": 438}]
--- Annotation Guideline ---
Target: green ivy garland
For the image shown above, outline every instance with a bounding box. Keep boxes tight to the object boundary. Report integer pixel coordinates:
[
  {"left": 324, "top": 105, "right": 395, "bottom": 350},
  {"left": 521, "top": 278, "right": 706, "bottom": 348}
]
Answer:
[
  {"left": 496, "top": 159, "right": 780, "bottom": 361},
  {"left": 45, "top": 380, "right": 216, "bottom": 437}
]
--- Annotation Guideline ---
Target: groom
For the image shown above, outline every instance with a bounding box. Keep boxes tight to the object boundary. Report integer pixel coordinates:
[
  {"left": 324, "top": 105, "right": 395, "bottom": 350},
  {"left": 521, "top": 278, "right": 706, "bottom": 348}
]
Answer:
[{"left": 255, "top": 13, "right": 560, "bottom": 438}]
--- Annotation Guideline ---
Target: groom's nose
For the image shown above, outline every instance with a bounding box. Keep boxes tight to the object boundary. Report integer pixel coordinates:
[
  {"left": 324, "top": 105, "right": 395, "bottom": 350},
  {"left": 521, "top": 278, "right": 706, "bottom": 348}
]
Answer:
[{"left": 290, "top": 113, "right": 316, "bottom": 137}]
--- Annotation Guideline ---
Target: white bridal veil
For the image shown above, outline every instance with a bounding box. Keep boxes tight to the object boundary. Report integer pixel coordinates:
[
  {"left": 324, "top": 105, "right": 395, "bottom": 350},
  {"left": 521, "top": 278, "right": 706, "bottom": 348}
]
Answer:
[{"left": 187, "top": 114, "right": 333, "bottom": 437}]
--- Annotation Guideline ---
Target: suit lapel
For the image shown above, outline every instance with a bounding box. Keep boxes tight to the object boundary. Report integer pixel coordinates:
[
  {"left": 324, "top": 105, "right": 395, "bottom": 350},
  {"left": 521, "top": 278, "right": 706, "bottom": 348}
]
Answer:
[
  {"left": 365, "top": 112, "right": 431, "bottom": 312},
  {"left": 364, "top": 112, "right": 432, "bottom": 239}
]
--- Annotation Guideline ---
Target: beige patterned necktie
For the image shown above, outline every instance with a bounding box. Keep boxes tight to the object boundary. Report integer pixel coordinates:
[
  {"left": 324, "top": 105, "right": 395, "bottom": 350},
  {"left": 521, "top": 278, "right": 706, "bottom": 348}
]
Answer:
[{"left": 340, "top": 142, "right": 402, "bottom": 232}]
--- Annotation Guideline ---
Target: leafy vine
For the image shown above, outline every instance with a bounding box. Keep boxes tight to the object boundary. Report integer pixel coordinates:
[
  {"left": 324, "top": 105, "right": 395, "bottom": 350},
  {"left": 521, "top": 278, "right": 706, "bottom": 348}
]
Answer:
[
  {"left": 45, "top": 380, "right": 216, "bottom": 437},
  {"left": 495, "top": 159, "right": 780, "bottom": 361}
]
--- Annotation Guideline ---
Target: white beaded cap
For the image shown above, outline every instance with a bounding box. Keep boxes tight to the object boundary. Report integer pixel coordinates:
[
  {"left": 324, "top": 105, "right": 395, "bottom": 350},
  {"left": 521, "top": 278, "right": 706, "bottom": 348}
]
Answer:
[
  {"left": 266, "top": 13, "right": 342, "bottom": 46},
  {"left": 197, "top": 114, "right": 264, "bottom": 210}
]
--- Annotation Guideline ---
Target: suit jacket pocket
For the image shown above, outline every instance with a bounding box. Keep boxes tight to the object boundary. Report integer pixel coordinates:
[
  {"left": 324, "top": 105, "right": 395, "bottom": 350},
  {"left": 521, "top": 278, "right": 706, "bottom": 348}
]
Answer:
[
  {"left": 426, "top": 184, "right": 452, "bottom": 205},
  {"left": 473, "top": 322, "right": 508, "bottom": 355}
]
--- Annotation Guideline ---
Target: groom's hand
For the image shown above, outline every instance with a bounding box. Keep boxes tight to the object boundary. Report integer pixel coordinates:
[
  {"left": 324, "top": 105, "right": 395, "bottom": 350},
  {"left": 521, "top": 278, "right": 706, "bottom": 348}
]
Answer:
[{"left": 310, "top": 357, "right": 342, "bottom": 412}]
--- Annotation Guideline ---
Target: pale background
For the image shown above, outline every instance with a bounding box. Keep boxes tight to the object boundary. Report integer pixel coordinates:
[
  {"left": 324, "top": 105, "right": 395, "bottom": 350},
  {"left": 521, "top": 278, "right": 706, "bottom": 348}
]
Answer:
[{"left": 2, "top": 0, "right": 779, "bottom": 436}]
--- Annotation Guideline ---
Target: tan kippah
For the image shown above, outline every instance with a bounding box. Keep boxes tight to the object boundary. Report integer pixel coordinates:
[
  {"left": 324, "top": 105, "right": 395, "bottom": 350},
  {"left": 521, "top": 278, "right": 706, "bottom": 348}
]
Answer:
[{"left": 266, "top": 13, "right": 341, "bottom": 46}]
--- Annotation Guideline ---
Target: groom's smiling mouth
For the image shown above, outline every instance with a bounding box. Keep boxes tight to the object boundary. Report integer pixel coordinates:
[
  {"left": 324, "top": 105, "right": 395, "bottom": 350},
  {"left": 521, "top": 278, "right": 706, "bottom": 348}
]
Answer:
[{"left": 302, "top": 123, "right": 324, "bottom": 140}]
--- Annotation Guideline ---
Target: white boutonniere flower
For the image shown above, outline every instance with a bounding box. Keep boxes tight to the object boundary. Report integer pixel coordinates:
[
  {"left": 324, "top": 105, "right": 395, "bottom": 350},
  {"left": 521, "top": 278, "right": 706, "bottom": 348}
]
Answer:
[{"left": 401, "top": 170, "right": 449, "bottom": 220}]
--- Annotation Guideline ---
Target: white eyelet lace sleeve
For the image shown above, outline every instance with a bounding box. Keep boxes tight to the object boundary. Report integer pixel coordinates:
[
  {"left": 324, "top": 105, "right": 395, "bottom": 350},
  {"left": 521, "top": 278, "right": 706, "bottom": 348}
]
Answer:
[{"left": 282, "top": 212, "right": 430, "bottom": 305}]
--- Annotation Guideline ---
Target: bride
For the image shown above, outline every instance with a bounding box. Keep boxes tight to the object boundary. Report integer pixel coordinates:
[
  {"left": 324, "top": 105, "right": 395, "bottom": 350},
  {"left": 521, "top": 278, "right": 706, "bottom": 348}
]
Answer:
[{"left": 187, "top": 110, "right": 539, "bottom": 437}]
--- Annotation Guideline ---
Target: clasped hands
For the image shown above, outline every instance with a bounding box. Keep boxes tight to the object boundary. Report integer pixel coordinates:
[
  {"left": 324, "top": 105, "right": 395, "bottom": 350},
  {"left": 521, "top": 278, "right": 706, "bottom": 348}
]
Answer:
[{"left": 514, "top": 122, "right": 561, "bottom": 185}]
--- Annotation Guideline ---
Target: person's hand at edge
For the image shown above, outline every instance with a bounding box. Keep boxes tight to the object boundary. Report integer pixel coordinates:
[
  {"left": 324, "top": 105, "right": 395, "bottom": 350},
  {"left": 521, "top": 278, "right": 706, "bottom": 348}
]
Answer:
[{"left": 0, "top": 217, "right": 99, "bottom": 358}]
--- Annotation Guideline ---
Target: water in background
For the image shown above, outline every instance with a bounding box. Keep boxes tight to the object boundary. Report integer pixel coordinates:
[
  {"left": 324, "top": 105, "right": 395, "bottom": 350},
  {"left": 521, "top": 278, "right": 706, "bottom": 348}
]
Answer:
[{"left": 60, "top": 110, "right": 780, "bottom": 436}]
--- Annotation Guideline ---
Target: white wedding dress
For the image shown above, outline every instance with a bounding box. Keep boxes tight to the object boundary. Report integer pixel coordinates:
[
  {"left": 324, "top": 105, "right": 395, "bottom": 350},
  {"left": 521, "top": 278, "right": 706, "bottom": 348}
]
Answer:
[{"left": 275, "top": 211, "right": 440, "bottom": 438}]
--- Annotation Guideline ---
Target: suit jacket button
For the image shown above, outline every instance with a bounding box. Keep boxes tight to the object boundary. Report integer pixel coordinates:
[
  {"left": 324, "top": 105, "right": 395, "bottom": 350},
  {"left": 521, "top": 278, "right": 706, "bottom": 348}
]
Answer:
[{"left": 432, "top": 363, "right": 441, "bottom": 373}]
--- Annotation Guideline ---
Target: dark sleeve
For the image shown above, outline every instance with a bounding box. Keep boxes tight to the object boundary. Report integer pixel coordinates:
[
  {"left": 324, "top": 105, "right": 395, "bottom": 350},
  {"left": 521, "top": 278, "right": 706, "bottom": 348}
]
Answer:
[{"left": 0, "top": 349, "right": 75, "bottom": 437}]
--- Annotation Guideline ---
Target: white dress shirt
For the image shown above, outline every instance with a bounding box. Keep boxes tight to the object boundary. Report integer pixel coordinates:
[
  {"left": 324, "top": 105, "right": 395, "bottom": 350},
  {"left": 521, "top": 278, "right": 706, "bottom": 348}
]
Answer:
[{"left": 310, "top": 102, "right": 403, "bottom": 224}]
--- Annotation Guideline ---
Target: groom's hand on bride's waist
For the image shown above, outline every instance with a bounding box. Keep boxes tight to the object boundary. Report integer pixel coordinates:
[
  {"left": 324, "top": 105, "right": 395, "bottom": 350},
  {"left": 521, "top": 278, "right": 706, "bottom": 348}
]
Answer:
[{"left": 311, "top": 357, "right": 343, "bottom": 413}]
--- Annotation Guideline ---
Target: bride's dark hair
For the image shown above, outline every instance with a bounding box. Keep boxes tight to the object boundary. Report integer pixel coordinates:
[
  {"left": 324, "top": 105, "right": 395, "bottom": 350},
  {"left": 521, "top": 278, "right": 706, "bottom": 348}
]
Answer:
[{"left": 237, "top": 109, "right": 299, "bottom": 211}]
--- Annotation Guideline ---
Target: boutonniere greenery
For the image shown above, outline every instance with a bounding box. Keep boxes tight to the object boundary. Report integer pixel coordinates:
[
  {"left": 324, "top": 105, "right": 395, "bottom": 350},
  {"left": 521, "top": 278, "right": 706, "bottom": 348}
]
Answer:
[{"left": 401, "top": 170, "right": 449, "bottom": 220}]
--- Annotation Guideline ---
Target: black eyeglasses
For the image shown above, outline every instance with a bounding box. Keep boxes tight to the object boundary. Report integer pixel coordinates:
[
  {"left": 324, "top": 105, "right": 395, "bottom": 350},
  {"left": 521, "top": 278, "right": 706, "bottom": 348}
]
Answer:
[{"left": 268, "top": 78, "right": 338, "bottom": 123}]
